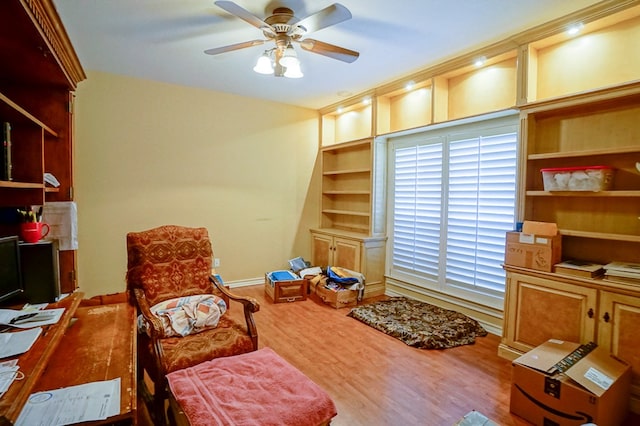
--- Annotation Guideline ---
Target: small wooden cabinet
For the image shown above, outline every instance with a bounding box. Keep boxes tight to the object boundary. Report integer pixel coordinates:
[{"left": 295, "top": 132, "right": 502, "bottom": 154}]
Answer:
[
  {"left": 500, "top": 270, "right": 597, "bottom": 357},
  {"left": 310, "top": 229, "right": 386, "bottom": 298},
  {"left": 500, "top": 267, "right": 640, "bottom": 412}
]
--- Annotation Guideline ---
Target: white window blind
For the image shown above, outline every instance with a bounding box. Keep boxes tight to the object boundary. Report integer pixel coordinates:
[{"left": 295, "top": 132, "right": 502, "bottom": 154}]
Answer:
[{"left": 388, "top": 115, "right": 518, "bottom": 305}]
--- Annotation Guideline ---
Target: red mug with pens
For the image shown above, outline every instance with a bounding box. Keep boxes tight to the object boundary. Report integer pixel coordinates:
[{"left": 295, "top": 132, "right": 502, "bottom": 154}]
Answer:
[
  {"left": 17, "top": 206, "right": 50, "bottom": 243},
  {"left": 20, "top": 221, "right": 50, "bottom": 243}
]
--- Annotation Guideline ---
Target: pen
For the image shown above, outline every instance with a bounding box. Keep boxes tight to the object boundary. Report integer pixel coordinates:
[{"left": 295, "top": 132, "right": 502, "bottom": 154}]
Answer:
[{"left": 11, "top": 314, "right": 56, "bottom": 325}]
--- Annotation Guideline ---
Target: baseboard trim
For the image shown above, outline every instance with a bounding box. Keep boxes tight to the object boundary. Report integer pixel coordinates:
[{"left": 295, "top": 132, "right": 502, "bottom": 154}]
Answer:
[
  {"left": 385, "top": 279, "right": 504, "bottom": 337},
  {"left": 225, "top": 277, "right": 264, "bottom": 288}
]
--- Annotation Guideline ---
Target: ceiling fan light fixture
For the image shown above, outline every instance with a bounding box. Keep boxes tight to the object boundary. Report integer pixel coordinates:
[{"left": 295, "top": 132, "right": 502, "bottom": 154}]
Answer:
[
  {"left": 253, "top": 51, "right": 274, "bottom": 74},
  {"left": 283, "top": 61, "right": 303, "bottom": 78},
  {"left": 279, "top": 44, "right": 300, "bottom": 68}
]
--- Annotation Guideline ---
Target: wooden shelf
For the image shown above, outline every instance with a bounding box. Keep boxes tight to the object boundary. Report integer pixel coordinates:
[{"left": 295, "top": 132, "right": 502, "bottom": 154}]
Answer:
[
  {"left": 528, "top": 145, "right": 640, "bottom": 160},
  {"left": 0, "top": 180, "right": 44, "bottom": 189},
  {"left": 558, "top": 229, "right": 640, "bottom": 243},
  {"left": 0, "top": 92, "right": 57, "bottom": 137},
  {"left": 526, "top": 190, "right": 640, "bottom": 197},
  {"left": 322, "top": 209, "right": 370, "bottom": 217},
  {"left": 323, "top": 168, "right": 370, "bottom": 175},
  {"left": 323, "top": 190, "right": 371, "bottom": 195}
]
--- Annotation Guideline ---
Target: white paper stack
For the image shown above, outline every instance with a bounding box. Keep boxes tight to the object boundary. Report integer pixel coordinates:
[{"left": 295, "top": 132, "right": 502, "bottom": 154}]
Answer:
[{"left": 603, "top": 261, "right": 640, "bottom": 285}]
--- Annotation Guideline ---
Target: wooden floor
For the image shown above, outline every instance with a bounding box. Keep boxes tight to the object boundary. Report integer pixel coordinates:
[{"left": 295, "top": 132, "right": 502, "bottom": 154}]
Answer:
[{"left": 138, "top": 284, "right": 639, "bottom": 425}]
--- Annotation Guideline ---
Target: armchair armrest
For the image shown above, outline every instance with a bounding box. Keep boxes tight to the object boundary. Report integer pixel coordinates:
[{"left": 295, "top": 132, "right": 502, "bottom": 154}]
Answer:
[
  {"left": 209, "top": 275, "right": 260, "bottom": 313},
  {"left": 209, "top": 275, "right": 259, "bottom": 350},
  {"left": 132, "top": 287, "right": 166, "bottom": 339},
  {"left": 131, "top": 287, "right": 169, "bottom": 379}
]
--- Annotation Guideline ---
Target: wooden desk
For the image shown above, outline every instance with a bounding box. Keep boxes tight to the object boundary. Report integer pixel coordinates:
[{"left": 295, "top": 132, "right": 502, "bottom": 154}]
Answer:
[
  {"left": 0, "top": 293, "right": 83, "bottom": 424},
  {"left": 0, "top": 298, "right": 137, "bottom": 425}
]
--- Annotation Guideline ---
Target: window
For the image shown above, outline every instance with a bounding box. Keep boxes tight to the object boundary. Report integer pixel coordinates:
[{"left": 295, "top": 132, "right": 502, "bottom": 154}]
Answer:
[{"left": 387, "top": 114, "right": 518, "bottom": 308}]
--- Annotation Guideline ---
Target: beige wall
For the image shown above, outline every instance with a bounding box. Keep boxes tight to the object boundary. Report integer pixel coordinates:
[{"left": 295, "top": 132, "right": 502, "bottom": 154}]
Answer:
[{"left": 74, "top": 71, "right": 321, "bottom": 298}]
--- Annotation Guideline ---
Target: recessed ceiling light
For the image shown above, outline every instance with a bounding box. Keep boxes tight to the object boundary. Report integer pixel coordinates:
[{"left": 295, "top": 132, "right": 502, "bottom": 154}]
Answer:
[
  {"left": 567, "top": 23, "right": 584, "bottom": 36},
  {"left": 474, "top": 57, "right": 486, "bottom": 67},
  {"left": 362, "top": 97, "right": 371, "bottom": 105},
  {"left": 337, "top": 106, "right": 344, "bottom": 114},
  {"left": 405, "top": 81, "right": 415, "bottom": 91}
]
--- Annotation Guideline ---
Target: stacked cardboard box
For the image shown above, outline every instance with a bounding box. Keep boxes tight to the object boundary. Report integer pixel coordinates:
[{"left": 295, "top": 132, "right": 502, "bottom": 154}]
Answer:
[
  {"left": 510, "top": 339, "right": 631, "bottom": 426},
  {"left": 504, "top": 221, "right": 561, "bottom": 272}
]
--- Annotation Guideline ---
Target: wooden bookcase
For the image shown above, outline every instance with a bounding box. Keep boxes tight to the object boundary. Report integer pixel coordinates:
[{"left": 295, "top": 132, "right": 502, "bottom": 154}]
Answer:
[
  {"left": 320, "top": 138, "right": 373, "bottom": 234},
  {"left": 519, "top": 82, "right": 640, "bottom": 264},
  {"left": 312, "top": 137, "right": 386, "bottom": 298},
  {"left": 0, "top": 0, "right": 86, "bottom": 293}
]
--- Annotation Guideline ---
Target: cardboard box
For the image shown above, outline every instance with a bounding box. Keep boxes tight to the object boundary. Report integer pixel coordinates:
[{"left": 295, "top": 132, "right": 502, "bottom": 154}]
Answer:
[
  {"left": 510, "top": 339, "right": 631, "bottom": 426},
  {"left": 504, "top": 231, "right": 562, "bottom": 272},
  {"left": 264, "top": 270, "right": 308, "bottom": 304},
  {"left": 308, "top": 267, "right": 363, "bottom": 309},
  {"left": 314, "top": 283, "right": 358, "bottom": 309},
  {"left": 522, "top": 220, "right": 558, "bottom": 236}
]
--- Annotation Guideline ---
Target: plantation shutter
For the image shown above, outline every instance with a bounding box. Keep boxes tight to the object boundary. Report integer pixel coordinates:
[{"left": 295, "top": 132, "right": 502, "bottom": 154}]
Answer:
[
  {"left": 445, "top": 132, "right": 517, "bottom": 292},
  {"left": 388, "top": 113, "right": 518, "bottom": 304},
  {"left": 392, "top": 141, "right": 443, "bottom": 278}
]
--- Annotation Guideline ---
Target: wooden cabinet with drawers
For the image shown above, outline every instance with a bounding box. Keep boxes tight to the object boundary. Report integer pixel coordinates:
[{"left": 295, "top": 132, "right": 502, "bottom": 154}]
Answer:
[
  {"left": 500, "top": 267, "right": 640, "bottom": 412},
  {"left": 310, "top": 229, "right": 386, "bottom": 298}
]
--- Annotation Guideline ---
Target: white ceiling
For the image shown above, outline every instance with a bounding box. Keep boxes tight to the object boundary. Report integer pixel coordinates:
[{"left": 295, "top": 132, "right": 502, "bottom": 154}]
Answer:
[{"left": 53, "top": 0, "right": 601, "bottom": 110}]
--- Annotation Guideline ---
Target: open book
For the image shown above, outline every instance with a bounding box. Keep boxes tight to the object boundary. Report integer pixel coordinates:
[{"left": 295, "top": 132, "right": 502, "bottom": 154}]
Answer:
[{"left": 554, "top": 260, "right": 604, "bottom": 278}]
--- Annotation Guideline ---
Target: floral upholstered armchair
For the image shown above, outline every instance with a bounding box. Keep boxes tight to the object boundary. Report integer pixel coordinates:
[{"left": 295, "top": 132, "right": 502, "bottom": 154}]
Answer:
[{"left": 126, "top": 225, "right": 259, "bottom": 424}]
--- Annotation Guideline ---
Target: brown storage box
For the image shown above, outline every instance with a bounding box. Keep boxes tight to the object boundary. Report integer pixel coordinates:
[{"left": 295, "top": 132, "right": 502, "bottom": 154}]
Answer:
[
  {"left": 510, "top": 340, "right": 631, "bottom": 426},
  {"left": 308, "top": 270, "right": 361, "bottom": 309},
  {"left": 264, "top": 271, "right": 308, "bottom": 304},
  {"left": 314, "top": 284, "right": 358, "bottom": 309},
  {"left": 504, "top": 231, "right": 562, "bottom": 272}
]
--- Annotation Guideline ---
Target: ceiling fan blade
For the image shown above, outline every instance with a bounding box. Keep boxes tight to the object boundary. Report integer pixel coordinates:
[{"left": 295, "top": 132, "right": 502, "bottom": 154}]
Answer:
[
  {"left": 292, "top": 3, "right": 352, "bottom": 34},
  {"left": 204, "top": 39, "right": 265, "bottom": 55},
  {"left": 299, "top": 39, "right": 359, "bottom": 63},
  {"left": 214, "top": 1, "right": 274, "bottom": 33}
]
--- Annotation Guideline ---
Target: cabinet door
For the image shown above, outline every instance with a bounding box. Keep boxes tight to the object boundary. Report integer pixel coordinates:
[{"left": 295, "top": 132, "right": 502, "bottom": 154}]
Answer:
[
  {"left": 311, "top": 233, "right": 333, "bottom": 267},
  {"left": 504, "top": 272, "right": 597, "bottom": 353},
  {"left": 598, "top": 291, "right": 640, "bottom": 391},
  {"left": 333, "top": 237, "right": 361, "bottom": 271}
]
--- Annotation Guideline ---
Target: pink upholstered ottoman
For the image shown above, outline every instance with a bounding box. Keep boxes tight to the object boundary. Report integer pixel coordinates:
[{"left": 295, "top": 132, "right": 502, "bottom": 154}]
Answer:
[{"left": 167, "top": 347, "right": 337, "bottom": 426}]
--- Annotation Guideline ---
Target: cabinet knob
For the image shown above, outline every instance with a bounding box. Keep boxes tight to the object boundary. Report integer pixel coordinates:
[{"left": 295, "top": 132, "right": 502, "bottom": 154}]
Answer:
[
  {"left": 587, "top": 308, "right": 594, "bottom": 319},
  {"left": 603, "top": 312, "right": 610, "bottom": 323}
]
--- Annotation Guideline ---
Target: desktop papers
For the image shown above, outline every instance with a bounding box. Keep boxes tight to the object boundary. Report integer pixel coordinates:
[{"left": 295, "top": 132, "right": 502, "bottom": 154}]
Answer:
[
  {"left": 15, "top": 378, "right": 121, "bottom": 426},
  {"left": 0, "top": 327, "right": 42, "bottom": 359},
  {"left": 0, "top": 308, "right": 64, "bottom": 329},
  {"left": 0, "top": 360, "right": 20, "bottom": 397}
]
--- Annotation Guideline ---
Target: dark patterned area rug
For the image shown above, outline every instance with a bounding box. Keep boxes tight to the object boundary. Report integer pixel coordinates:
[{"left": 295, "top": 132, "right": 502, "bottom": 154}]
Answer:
[{"left": 347, "top": 297, "right": 487, "bottom": 349}]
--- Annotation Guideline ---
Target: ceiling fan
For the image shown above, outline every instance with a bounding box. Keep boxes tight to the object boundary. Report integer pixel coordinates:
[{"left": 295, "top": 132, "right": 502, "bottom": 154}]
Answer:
[{"left": 205, "top": 1, "right": 359, "bottom": 78}]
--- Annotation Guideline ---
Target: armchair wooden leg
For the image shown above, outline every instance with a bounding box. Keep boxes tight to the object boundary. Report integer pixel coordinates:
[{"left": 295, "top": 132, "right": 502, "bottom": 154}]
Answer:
[{"left": 153, "top": 379, "right": 169, "bottom": 426}]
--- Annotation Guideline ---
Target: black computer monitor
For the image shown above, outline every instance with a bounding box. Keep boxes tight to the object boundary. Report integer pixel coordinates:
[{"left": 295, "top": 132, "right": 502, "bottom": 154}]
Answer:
[{"left": 0, "top": 235, "right": 23, "bottom": 304}]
